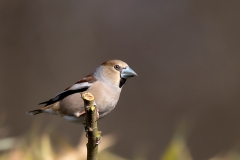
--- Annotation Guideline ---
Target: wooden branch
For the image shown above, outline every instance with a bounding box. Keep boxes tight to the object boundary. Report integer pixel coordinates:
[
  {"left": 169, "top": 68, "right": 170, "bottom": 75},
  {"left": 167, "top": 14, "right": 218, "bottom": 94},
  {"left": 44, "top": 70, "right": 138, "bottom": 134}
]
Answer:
[{"left": 81, "top": 92, "right": 101, "bottom": 160}]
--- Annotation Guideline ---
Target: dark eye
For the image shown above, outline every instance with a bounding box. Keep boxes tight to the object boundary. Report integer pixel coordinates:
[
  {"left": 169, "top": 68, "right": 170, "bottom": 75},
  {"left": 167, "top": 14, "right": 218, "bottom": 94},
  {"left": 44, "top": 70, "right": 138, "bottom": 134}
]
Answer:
[{"left": 114, "top": 65, "right": 120, "bottom": 70}]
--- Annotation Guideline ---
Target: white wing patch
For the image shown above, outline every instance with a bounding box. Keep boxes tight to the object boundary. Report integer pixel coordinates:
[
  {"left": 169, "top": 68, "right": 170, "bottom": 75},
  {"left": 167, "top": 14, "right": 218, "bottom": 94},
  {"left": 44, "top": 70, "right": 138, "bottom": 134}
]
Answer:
[
  {"left": 69, "top": 82, "right": 91, "bottom": 90},
  {"left": 39, "top": 80, "right": 92, "bottom": 106},
  {"left": 52, "top": 82, "right": 91, "bottom": 100}
]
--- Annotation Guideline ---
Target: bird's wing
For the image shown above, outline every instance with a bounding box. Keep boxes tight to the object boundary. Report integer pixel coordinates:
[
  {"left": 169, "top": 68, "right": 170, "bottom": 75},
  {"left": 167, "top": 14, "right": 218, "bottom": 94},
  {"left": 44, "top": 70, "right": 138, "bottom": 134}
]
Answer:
[{"left": 39, "top": 74, "right": 97, "bottom": 106}]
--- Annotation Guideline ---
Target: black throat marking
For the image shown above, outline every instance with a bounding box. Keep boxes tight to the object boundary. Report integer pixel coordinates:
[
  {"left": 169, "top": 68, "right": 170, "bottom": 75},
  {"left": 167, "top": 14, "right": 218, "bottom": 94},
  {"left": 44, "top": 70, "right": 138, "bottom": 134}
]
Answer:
[{"left": 119, "top": 78, "right": 126, "bottom": 88}]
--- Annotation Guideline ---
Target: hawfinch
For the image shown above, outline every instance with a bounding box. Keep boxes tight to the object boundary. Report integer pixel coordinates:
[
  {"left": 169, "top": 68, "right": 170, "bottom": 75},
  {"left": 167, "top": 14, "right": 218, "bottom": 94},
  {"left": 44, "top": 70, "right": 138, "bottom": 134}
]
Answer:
[{"left": 27, "top": 60, "right": 137, "bottom": 123}]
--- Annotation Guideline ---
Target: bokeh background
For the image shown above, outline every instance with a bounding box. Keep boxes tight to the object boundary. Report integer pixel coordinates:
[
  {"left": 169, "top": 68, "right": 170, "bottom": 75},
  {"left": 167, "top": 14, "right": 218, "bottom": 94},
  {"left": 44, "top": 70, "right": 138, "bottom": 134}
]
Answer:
[{"left": 1, "top": 1, "right": 240, "bottom": 159}]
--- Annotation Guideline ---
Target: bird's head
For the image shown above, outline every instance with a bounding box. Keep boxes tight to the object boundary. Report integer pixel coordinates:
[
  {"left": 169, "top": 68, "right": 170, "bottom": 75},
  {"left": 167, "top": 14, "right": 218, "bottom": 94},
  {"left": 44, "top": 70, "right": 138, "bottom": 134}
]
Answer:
[{"left": 96, "top": 60, "right": 137, "bottom": 88}]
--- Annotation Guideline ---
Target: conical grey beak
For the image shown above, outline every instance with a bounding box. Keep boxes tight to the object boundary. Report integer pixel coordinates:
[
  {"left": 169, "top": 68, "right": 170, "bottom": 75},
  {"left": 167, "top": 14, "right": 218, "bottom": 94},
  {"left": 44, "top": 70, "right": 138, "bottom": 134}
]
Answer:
[{"left": 121, "top": 66, "right": 138, "bottom": 79}]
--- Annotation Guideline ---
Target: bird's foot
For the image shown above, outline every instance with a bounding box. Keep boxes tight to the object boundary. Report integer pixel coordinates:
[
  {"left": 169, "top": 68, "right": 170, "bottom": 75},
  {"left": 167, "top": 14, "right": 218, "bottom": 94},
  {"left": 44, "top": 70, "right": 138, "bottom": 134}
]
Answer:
[{"left": 74, "top": 111, "right": 85, "bottom": 117}]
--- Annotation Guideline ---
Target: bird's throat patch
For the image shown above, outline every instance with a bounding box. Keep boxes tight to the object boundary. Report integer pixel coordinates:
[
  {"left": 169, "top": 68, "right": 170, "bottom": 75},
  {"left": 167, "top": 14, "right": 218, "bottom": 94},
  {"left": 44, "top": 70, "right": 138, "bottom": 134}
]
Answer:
[{"left": 119, "top": 78, "right": 126, "bottom": 88}]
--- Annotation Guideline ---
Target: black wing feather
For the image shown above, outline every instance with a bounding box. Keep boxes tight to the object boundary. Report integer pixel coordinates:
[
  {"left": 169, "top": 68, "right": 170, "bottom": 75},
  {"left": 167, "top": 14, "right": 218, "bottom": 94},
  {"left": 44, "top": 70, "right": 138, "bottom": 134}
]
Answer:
[{"left": 39, "top": 86, "right": 89, "bottom": 106}]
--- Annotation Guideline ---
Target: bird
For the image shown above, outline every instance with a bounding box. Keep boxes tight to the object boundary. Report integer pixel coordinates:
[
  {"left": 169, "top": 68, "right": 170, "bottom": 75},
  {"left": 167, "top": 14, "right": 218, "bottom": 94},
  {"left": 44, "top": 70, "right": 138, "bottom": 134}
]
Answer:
[{"left": 26, "top": 60, "right": 137, "bottom": 123}]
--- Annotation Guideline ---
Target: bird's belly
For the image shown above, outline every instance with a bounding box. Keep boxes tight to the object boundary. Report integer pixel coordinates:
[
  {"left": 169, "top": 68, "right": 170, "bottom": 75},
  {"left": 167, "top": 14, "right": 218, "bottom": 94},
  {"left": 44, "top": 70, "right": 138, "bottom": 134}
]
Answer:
[
  {"left": 95, "top": 93, "right": 120, "bottom": 118},
  {"left": 98, "top": 105, "right": 116, "bottom": 118},
  {"left": 58, "top": 84, "right": 121, "bottom": 122}
]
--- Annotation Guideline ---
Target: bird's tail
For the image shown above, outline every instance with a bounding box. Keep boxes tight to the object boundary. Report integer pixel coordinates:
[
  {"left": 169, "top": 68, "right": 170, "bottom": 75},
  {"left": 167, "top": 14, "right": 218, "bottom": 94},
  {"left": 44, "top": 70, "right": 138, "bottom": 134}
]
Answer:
[{"left": 26, "top": 109, "right": 43, "bottom": 115}]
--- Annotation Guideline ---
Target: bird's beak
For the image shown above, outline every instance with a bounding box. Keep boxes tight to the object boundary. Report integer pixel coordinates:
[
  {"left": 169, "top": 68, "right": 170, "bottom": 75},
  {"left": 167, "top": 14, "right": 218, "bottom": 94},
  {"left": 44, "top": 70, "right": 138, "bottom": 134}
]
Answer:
[{"left": 121, "top": 66, "right": 138, "bottom": 79}]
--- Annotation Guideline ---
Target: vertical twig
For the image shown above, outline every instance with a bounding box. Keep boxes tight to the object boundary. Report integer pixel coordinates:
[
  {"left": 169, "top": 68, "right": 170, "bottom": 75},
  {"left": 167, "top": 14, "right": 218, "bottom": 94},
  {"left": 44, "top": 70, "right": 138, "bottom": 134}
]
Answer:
[{"left": 81, "top": 92, "right": 101, "bottom": 160}]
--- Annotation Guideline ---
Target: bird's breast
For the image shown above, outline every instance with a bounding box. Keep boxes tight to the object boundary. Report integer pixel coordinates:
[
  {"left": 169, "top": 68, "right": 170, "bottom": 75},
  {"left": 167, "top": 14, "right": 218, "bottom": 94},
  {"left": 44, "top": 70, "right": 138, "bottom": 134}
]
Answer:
[{"left": 88, "top": 81, "right": 121, "bottom": 117}]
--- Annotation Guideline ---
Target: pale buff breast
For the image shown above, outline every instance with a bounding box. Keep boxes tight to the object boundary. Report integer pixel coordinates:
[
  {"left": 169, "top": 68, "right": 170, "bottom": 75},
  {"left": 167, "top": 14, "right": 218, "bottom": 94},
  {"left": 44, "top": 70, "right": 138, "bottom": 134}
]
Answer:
[{"left": 58, "top": 81, "right": 121, "bottom": 119}]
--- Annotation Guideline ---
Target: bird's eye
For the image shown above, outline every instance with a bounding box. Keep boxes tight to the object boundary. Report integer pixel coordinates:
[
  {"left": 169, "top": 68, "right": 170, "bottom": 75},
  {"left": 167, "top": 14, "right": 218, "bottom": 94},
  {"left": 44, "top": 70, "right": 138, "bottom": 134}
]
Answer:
[{"left": 114, "top": 65, "right": 120, "bottom": 70}]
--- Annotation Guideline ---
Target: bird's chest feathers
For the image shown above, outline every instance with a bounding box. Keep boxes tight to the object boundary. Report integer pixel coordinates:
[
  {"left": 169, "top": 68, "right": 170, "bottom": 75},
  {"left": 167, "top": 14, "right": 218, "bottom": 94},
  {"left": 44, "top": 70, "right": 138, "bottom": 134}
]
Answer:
[{"left": 89, "top": 82, "right": 121, "bottom": 113}]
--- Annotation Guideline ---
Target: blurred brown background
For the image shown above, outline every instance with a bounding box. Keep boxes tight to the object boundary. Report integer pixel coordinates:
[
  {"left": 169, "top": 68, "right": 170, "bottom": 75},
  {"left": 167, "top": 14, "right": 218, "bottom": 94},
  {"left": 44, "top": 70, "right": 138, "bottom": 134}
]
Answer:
[{"left": 1, "top": 0, "right": 240, "bottom": 159}]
